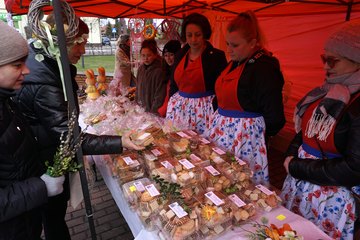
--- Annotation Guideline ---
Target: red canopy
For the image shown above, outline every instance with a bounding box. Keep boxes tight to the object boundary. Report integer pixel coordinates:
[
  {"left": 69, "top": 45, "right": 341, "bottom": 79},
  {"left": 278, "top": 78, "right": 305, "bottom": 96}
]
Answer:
[{"left": 7, "top": 0, "right": 360, "bottom": 19}]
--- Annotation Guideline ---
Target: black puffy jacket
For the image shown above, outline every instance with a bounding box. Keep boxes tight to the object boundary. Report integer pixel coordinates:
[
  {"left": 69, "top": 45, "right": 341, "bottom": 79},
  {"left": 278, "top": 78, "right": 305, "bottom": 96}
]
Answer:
[
  {"left": 16, "top": 42, "right": 123, "bottom": 169},
  {"left": 0, "top": 88, "right": 48, "bottom": 240},
  {"left": 286, "top": 93, "right": 360, "bottom": 187}
]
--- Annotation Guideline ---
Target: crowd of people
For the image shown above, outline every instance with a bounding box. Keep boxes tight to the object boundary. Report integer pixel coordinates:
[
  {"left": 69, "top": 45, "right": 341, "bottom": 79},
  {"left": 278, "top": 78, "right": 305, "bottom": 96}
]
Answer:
[{"left": 0, "top": 1, "right": 359, "bottom": 239}]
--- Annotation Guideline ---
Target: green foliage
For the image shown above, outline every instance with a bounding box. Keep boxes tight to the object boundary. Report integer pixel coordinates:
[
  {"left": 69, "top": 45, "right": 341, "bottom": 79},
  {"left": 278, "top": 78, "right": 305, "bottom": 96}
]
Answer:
[
  {"left": 105, "top": 21, "right": 112, "bottom": 37},
  {"left": 45, "top": 111, "right": 83, "bottom": 177}
]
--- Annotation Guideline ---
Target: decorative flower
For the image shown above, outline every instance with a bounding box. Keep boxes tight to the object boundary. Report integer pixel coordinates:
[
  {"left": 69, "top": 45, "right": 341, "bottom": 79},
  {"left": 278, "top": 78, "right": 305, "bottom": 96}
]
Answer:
[
  {"left": 244, "top": 217, "right": 304, "bottom": 240},
  {"left": 45, "top": 111, "right": 83, "bottom": 177}
]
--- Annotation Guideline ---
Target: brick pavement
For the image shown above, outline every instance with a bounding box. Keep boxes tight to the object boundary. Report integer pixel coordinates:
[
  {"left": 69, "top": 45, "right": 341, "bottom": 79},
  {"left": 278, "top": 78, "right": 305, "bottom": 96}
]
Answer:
[{"left": 66, "top": 147, "right": 286, "bottom": 240}]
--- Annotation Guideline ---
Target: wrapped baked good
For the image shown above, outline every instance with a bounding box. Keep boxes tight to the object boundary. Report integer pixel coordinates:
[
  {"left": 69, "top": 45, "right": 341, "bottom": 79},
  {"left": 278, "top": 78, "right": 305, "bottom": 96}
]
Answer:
[
  {"left": 217, "top": 160, "right": 252, "bottom": 192},
  {"left": 201, "top": 165, "right": 233, "bottom": 193},
  {"left": 151, "top": 158, "right": 182, "bottom": 183},
  {"left": 241, "top": 184, "right": 282, "bottom": 212},
  {"left": 122, "top": 178, "right": 152, "bottom": 209},
  {"left": 157, "top": 202, "right": 198, "bottom": 240},
  {"left": 107, "top": 152, "right": 144, "bottom": 184},
  {"left": 226, "top": 193, "right": 256, "bottom": 225},
  {"left": 170, "top": 159, "right": 205, "bottom": 187},
  {"left": 130, "top": 131, "right": 154, "bottom": 147},
  {"left": 140, "top": 147, "right": 169, "bottom": 171},
  {"left": 137, "top": 183, "right": 165, "bottom": 230},
  {"left": 193, "top": 191, "right": 233, "bottom": 238}
]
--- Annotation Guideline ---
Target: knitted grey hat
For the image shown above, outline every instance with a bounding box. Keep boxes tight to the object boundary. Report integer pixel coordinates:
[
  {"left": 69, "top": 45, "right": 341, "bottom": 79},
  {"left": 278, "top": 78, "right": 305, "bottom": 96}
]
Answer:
[
  {"left": 325, "top": 20, "right": 360, "bottom": 63},
  {"left": 0, "top": 21, "right": 28, "bottom": 66}
]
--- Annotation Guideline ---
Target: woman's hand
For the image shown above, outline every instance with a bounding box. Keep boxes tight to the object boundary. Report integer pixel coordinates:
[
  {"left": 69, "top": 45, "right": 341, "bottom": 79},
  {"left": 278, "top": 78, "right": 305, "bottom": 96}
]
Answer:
[
  {"left": 284, "top": 156, "right": 294, "bottom": 174},
  {"left": 121, "top": 131, "right": 145, "bottom": 151}
]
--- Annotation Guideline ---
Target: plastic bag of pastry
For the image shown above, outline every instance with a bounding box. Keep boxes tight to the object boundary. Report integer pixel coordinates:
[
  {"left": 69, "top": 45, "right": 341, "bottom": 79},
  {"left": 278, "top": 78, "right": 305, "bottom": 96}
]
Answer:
[
  {"left": 193, "top": 191, "right": 233, "bottom": 238},
  {"left": 157, "top": 202, "right": 199, "bottom": 240},
  {"left": 151, "top": 158, "right": 182, "bottom": 183},
  {"left": 139, "top": 146, "right": 170, "bottom": 171},
  {"left": 216, "top": 160, "right": 253, "bottom": 192},
  {"left": 137, "top": 183, "right": 165, "bottom": 230},
  {"left": 130, "top": 131, "right": 155, "bottom": 147},
  {"left": 201, "top": 165, "right": 234, "bottom": 193},
  {"left": 106, "top": 151, "right": 145, "bottom": 184},
  {"left": 240, "top": 183, "right": 282, "bottom": 212},
  {"left": 170, "top": 159, "right": 205, "bottom": 187},
  {"left": 226, "top": 192, "right": 256, "bottom": 225},
  {"left": 122, "top": 178, "right": 152, "bottom": 210}
]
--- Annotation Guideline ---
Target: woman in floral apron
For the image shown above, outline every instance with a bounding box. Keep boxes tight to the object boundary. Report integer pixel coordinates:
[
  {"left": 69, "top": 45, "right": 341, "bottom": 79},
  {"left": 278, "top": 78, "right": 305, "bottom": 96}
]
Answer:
[
  {"left": 209, "top": 11, "right": 285, "bottom": 183},
  {"left": 282, "top": 20, "right": 360, "bottom": 240},
  {"left": 166, "top": 13, "right": 227, "bottom": 136}
]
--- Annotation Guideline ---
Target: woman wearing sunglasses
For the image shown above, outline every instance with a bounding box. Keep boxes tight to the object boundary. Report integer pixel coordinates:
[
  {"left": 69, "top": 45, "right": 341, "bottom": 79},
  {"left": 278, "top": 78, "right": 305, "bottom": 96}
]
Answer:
[{"left": 282, "top": 20, "right": 360, "bottom": 240}]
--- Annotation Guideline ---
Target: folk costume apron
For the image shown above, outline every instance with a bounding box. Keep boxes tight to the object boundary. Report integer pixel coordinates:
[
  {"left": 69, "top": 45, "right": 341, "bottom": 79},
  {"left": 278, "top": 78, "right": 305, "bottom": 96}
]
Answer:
[
  {"left": 209, "top": 61, "right": 268, "bottom": 183},
  {"left": 281, "top": 97, "right": 358, "bottom": 240},
  {"left": 166, "top": 53, "right": 214, "bottom": 136}
]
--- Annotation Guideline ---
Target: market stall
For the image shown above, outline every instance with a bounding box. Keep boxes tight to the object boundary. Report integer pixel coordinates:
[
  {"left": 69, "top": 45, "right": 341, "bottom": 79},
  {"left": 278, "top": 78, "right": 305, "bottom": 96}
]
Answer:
[{"left": 78, "top": 93, "right": 331, "bottom": 240}]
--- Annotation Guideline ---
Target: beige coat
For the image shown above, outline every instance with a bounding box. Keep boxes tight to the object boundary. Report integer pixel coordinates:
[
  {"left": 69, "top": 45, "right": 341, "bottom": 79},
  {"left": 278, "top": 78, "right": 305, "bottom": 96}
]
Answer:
[{"left": 113, "top": 47, "right": 134, "bottom": 88}]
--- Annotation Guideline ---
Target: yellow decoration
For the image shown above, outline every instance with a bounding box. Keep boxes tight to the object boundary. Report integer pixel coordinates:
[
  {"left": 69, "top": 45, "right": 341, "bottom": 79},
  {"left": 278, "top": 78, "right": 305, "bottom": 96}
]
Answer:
[
  {"left": 129, "top": 186, "right": 137, "bottom": 192},
  {"left": 276, "top": 214, "right": 286, "bottom": 221},
  {"left": 143, "top": 24, "right": 157, "bottom": 40},
  {"left": 201, "top": 205, "right": 216, "bottom": 221},
  {"left": 85, "top": 69, "right": 100, "bottom": 100}
]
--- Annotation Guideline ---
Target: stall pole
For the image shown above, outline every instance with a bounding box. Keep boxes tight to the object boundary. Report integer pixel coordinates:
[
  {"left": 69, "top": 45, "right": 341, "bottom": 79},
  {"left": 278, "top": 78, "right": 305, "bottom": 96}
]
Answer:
[{"left": 52, "top": 0, "right": 97, "bottom": 239}]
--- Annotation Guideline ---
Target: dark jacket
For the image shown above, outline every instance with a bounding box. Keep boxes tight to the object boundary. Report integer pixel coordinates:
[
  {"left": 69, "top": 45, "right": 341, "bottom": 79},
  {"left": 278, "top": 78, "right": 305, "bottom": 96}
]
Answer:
[
  {"left": 16, "top": 42, "right": 123, "bottom": 168},
  {"left": 0, "top": 88, "right": 47, "bottom": 240},
  {"left": 235, "top": 50, "right": 285, "bottom": 137},
  {"left": 287, "top": 93, "right": 360, "bottom": 187},
  {"left": 169, "top": 42, "right": 227, "bottom": 97},
  {"left": 135, "top": 57, "right": 167, "bottom": 113}
]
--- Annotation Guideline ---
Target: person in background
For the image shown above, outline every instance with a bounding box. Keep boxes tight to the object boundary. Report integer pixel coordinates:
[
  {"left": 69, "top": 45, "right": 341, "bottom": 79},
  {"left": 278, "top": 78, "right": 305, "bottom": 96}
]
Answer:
[
  {"left": 158, "top": 39, "right": 181, "bottom": 117},
  {"left": 135, "top": 39, "right": 167, "bottom": 113},
  {"left": 209, "top": 11, "right": 285, "bottom": 183},
  {"left": 0, "top": 21, "right": 64, "bottom": 240},
  {"left": 166, "top": 13, "right": 227, "bottom": 135},
  {"left": 113, "top": 34, "right": 136, "bottom": 94},
  {"left": 282, "top": 20, "right": 360, "bottom": 240},
  {"left": 16, "top": 13, "right": 143, "bottom": 240}
]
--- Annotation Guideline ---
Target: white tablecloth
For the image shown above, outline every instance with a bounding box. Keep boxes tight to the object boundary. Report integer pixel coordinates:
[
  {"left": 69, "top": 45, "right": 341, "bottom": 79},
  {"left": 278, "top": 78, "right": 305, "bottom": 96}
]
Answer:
[{"left": 92, "top": 155, "right": 332, "bottom": 240}]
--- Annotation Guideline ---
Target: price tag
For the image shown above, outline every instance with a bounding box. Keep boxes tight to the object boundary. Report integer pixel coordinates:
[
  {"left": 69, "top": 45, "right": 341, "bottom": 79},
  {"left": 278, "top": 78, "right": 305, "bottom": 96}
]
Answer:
[
  {"left": 161, "top": 160, "right": 174, "bottom": 169},
  {"left": 169, "top": 202, "right": 188, "bottom": 218},
  {"left": 176, "top": 131, "right": 191, "bottom": 139},
  {"left": 132, "top": 160, "right": 140, "bottom": 167},
  {"left": 134, "top": 181, "right": 145, "bottom": 192},
  {"left": 205, "top": 191, "right": 224, "bottom": 206},
  {"left": 212, "top": 147, "right": 226, "bottom": 155},
  {"left": 256, "top": 184, "right": 274, "bottom": 196},
  {"left": 138, "top": 123, "right": 151, "bottom": 130},
  {"left": 200, "top": 138, "right": 210, "bottom": 144},
  {"left": 190, "top": 154, "right": 202, "bottom": 163},
  {"left": 151, "top": 149, "right": 163, "bottom": 156},
  {"left": 179, "top": 159, "right": 195, "bottom": 169},
  {"left": 145, "top": 184, "right": 160, "bottom": 197},
  {"left": 122, "top": 156, "right": 134, "bottom": 165},
  {"left": 235, "top": 157, "right": 247, "bottom": 165},
  {"left": 138, "top": 132, "right": 151, "bottom": 140},
  {"left": 228, "top": 194, "right": 246, "bottom": 208},
  {"left": 205, "top": 165, "right": 220, "bottom": 176},
  {"left": 187, "top": 130, "right": 197, "bottom": 136}
]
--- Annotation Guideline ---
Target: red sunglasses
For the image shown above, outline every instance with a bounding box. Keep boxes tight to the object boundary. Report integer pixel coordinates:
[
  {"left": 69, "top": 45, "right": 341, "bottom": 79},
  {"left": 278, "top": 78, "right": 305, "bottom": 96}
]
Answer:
[{"left": 320, "top": 54, "right": 340, "bottom": 68}]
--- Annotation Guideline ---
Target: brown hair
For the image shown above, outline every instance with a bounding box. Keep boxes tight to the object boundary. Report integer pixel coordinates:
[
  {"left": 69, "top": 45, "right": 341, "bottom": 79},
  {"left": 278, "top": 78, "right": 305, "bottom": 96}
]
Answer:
[
  {"left": 180, "top": 13, "right": 212, "bottom": 42},
  {"left": 140, "top": 39, "right": 158, "bottom": 55},
  {"left": 227, "top": 10, "right": 266, "bottom": 48}
]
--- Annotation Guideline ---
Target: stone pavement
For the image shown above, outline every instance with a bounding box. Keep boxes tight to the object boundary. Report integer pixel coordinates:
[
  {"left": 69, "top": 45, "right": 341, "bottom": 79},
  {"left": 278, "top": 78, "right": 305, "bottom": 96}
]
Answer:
[{"left": 65, "top": 147, "right": 286, "bottom": 240}]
